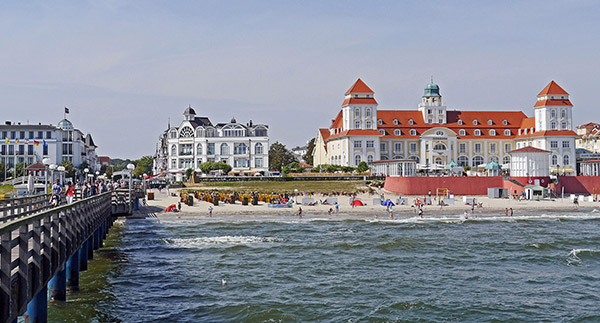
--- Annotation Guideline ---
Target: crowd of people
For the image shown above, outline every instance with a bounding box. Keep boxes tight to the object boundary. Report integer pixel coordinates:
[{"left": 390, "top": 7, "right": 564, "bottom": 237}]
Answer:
[{"left": 49, "top": 178, "right": 132, "bottom": 206}]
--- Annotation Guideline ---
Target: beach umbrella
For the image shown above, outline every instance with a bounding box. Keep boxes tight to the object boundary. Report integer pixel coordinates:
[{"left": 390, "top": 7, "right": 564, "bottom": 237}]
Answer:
[{"left": 27, "top": 173, "right": 34, "bottom": 195}]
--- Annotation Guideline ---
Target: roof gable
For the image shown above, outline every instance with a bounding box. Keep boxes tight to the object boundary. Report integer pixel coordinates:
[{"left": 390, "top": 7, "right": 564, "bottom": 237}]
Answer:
[
  {"left": 538, "top": 81, "right": 569, "bottom": 96},
  {"left": 345, "top": 78, "right": 374, "bottom": 95}
]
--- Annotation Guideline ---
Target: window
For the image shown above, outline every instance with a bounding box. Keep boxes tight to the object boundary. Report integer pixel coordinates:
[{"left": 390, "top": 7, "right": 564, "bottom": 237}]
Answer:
[
  {"left": 171, "top": 145, "right": 176, "bottom": 156},
  {"left": 28, "top": 131, "right": 33, "bottom": 139},
  {"left": 434, "top": 157, "right": 443, "bottom": 165},
  {"left": 366, "top": 140, "right": 374, "bottom": 148},
  {"left": 365, "top": 120, "right": 372, "bottom": 129},
  {"left": 551, "top": 121, "right": 557, "bottom": 130},
  {"left": 458, "top": 156, "right": 469, "bottom": 166},
  {"left": 366, "top": 108, "right": 371, "bottom": 117},
  {"left": 473, "top": 120, "right": 479, "bottom": 125},
  {"left": 19, "top": 145, "right": 25, "bottom": 155},
  {"left": 433, "top": 143, "right": 446, "bottom": 151},
  {"left": 427, "top": 109, "right": 432, "bottom": 115},
  {"left": 474, "top": 129, "right": 481, "bottom": 136},
  {"left": 503, "top": 120, "right": 508, "bottom": 125},
  {"left": 378, "top": 119, "right": 383, "bottom": 125},
  {"left": 0, "top": 145, "right": 4, "bottom": 155},
  {"left": 234, "top": 158, "right": 248, "bottom": 167},
  {"left": 489, "top": 129, "right": 496, "bottom": 136},
  {"left": 551, "top": 155, "right": 558, "bottom": 165},
  {"left": 0, "top": 132, "right": 5, "bottom": 139},
  {"left": 255, "top": 158, "right": 263, "bottom": 168},
  {"left": 206, "top": 128, "right": 215, "bottom": 137},
  {"left": 381, "top": 155, "right": 389, "bottom": 160},
  {"left": 435, "top": 130, "right": 444, "bottom": 136},
  {"left": 19, "top": 131, "right": 25, "bottom": 139},
  {"left": 234, "top": 143, "right": 247, "bottom": 155},
  {"left": 473, "top": 156, "right": 484, "bottom": 166},
  {"left": 8, "top": 145, "right": 14, "bottom": 155},
  {"left": 459, "top": 129, "right": 466, "bottom": 136},
  {"left": 505, "top": 143, "right": 512, "bottom": 152},
  {"left": 43, "top": 145, "right": 48, "bottom": 156},
  {"left": 394, "top": 129, "right": 401, "bottom": 136},
  {"left": 254, "top": 127, "right": 266, "bottom": 137},
  {"left": 561, "top": 109, "right": 566, "bottom": 118},
  {"left": 171, "top": 160, "right": 176, "bottom": 169},
  {"left": 409, "top": 129, "right": 417, "bottom": 136},
  {"left": 355, "top": 120, "right": 361, "bottom": 129},
  {"left": 410, "top": 143, "right": 417, "bottom": 153},
  {"left": 27, "top": 145, "right": 33, "bottom": 155},
  {"left": 354, "top": 108, "right": 360, "bottom": 117},
  {"left": 393, "top": 119, "right": 399, "bottom": 125},
  {"left": 488, "top": 120, "right": 493, "bottom": 125},
  {"left": 458, "top": 120, "right": 463, "bottom": 125},
  {"left": 562, "top": 141, "right": 569, "bottom": 148},
  {"left": 179, "top": 144, "right": 193, "bottom": 156},
  {"left": 35, "top": 131, "right": 41, "bottom": 139},
  {"left": 379, "top": 129, "right": 385, "bottom": 135},
  {"left": 428, "top": 119, "right": 432, "bottom": 124},
  {"left": 354, "top": 141, "right": 362, "bottom": 148},
  {"left": 354, "top": 155, "right": 361, "bottom": 165},
  {"left": 551, "top": 141, "right": 558, "bottom": 148},
  {"left": 179, "top": 126, "right": 194, "bottom": 138},
  {"left": 551, "top": 110, "right": 556, "bottom": 118},
  {"left": 474, "top": 143, "right": 482, "bottom": 153},
  {"left": 409, "top": 156, "right": 419, "bottom": 163},
  {"left": 409, "top": 119, "right": 414, "bottom": 125},
  {"left": 459, "top": 143, "right": 466, "bottom": 153},
  {"left": 207, "top": 143, "right": 215, "bottom": 155},
  {"left": 380, "top": 143, "right": 386, "bottom": 151},
  {"left": 561, "top": 121, "right": 567, "bottom": 129},
  {"left": 220, "top": 143, "right": 229, "bottom": 155},
  {"left": 563, "top": 155, "right": 570, "bottom": 165},
  {"left": 367, "top": 155, "right": 374, "bottom": 162},
  {"left": 394, "top": 143, "right": 402, "bottom": 152},
  {"left": 490, "top": 143, "right": 497, "bottom": 154},
  {"left": 46, "top": 131, "right": 51, "bottom": 139},
  {"left": 255, "top": 143, "right": 264, "bottom": 154},
  {"left": 504, "top": 129, "right": 511, "bottom": 136}
]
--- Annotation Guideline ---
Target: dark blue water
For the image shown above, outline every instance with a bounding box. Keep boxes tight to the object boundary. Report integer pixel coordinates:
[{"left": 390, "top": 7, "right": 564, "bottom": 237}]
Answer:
[{"left": 50, "top": 211, "right": 600, "bottom": 322}]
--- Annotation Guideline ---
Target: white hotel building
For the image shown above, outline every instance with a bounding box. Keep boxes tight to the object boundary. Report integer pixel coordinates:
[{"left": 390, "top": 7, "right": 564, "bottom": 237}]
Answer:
[{"left": 154, "top": 106, "right": 269, "bottom": 180}]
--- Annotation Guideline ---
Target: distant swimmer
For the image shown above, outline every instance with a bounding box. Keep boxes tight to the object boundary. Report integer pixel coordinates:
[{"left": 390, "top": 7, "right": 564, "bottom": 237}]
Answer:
[
  {"left": 505, "top": 208, "right": 509, "bottom": 216},
  {"left": 418, "top": 208, "right": 423, "bottom": 218},
  {"left": 509, "top": 208, "right": 513, "bottom": 216},
  {"left": 298, "top": 207, "right": 303, "bottom": 218},
  {"left": 463, "top": 211, "right": 469, "bottom": 219}
]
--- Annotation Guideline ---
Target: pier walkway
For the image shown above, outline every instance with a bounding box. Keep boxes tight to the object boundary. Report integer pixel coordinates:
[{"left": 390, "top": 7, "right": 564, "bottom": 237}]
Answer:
[{"left": 0, "top": 187, "right": 145, "bottom": 323}]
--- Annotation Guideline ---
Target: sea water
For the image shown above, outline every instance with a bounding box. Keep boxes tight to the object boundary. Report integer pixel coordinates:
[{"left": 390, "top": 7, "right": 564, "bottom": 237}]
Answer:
[{"left": 48, "top": 210, "right": 600, "bottom": 322}]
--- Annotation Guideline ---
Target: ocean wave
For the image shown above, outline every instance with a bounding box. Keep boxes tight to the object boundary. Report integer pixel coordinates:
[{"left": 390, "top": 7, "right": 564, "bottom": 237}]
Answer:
[
  {"left": 164, "top": 236, "right": 284, "bottom": 249},
  {"left": 566, "top": 248, "right": 600, "bottom": 265}
]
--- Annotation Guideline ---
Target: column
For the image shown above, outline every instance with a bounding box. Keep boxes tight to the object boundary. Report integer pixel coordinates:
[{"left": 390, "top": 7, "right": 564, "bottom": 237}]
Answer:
[
  {"left": 87, "top": 237, "right": 94, "bottom": 260},
  {"left": 79, "top": 242, "right": 88, "bottom": 271},
  {"left": 48, "top": 265, "right": 66, "bottom": 301},
  {"left": 66, "top": 251, "right": 80, "bottom": 291},
  {"left": 25, "top": 286, "right": 47, "bottom": 322}
]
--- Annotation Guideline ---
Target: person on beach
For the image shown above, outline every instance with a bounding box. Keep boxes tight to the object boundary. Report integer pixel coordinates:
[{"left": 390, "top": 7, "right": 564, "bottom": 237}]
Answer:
[
  {"left": 573, "top": 197, "right": 579, "bottom": 208},
  {"left": 463, "top": 211, "right": 469, "bottom": 219},
  {"left": 177, "top": 202, "right": 182, "bottom": 212},
  {"left": 328, "top": 208, "right": 333, "bottom": 215},
  {"left": 298, "top": 207, "right": 302, "bottom": 218},
  {"left": 505, "top": 208, "right": 509, "bottom": 216},
  {"left": 509, "top": 208, "right": 513, "bottom": 216},
  {"left": 418, "top": 207, "right": 423, "bottom": 218},
  {"left": 335, "top": 202, "right": 339, "bottom": 214},
  {"left": 208, "top": 206, "right": 213, "bottom": 216}
]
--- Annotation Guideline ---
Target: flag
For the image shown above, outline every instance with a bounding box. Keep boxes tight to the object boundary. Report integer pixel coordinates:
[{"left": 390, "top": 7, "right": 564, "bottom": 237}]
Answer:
[
  {"left": 43, "top": 140, "right": 47, "bottom": 147},
  {"left": 25, "top": 140, "right": 28, "bottom": 145},
  {"left": 4, "top": 138, "right": 8, "bottom": 143},
  {"left": 33, "top": 141, "right": 39, "bottom": 146},
  {"left": 65, "top": 107, "right": 70, "bottom": 114},
  {"left": 15, "top": 139, "right": 19, "bottom": 144}
]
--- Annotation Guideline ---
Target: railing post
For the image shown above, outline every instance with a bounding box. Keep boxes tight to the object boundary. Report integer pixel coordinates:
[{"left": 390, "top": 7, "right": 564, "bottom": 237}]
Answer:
[
  {"left": 25, "top": 285, "right": 47, "bottom": 323},
  {"left": 48, "top": 264, "right": 66, "bottom": 301},
  {"left": 66, "top": 251, "right": 79, "bottom": 292},
  {"left": 1, "top": 232, "right": 12, "bottom": 319}
]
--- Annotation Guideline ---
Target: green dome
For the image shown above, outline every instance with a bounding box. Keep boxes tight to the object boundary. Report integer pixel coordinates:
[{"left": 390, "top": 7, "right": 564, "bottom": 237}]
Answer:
[
  {"left": 58, "top": 119, "right": 73, "bottom": 130},
  {"left": 485, "top": 162, "right": 501, "bottom": 170},
  {"left": 423, "top": 82, "right": 441, "bottom": 97}
]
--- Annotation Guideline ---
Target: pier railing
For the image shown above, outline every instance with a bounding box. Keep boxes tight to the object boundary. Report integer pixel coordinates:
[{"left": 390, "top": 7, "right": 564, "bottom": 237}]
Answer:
[
  {"left": 0, "top": 195, "right": 51, "bottom": 224},
  {"left": 0, "top": 192, "right": 113, "bottom": 323}
]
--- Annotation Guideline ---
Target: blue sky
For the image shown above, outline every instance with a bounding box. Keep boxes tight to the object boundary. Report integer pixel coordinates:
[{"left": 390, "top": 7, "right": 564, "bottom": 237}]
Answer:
[{"left": 0, "top": 1, "right": 598, "bottom": 159}]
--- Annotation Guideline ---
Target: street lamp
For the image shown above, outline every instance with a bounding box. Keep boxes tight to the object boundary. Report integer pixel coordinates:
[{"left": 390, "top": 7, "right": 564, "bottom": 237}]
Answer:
[
  {"left": 57, "top": 165, "right": 65, "bottom": 185},
  {"left": 49, "top": 164, "right": 57, "bottom": 185},
  {"left": 127, "top": 163, "right": 135, "bottom": 213},
  {"left": 84, "top": 168, "right": 89, "bottom": 182},
  {"left": 43, "top": 158, "right": 51, "bottom": 194}
]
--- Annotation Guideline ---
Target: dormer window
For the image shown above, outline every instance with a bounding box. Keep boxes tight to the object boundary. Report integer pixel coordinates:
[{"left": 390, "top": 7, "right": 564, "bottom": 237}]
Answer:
[
  {"left": 551, "top": 96, "right": 554, "bottom": 99},
  {"left": 504, "top": 129, "right": 511, "bottom": 136},
  {"left": 474, "top": 129, "right": 481, "bottom": 136},
  {"left": 503, "top": 120, "right": 508, "bottom": 125},
  {"left": 435, "top": 130, "right": 444, "bottom": 136},
  {"left": 524, "top": 128, "right": 528, "bottom": 135},
  {"left": 394, "top": 129, "right": 401, "bottom": 136},
  {"left": 379, "top": 129, "right": 385, "bottom": 135},
  {"left": 378, "top": 119, "right": 383, "bottom": 125},
  {"left": 354, "top": 94, "right": 358, "bottom": 98},
  {"left": 393, "top": 119, "right": 399, "bottom": 125},
  {"left": 366, "top": 94, "right": 370, "bottom": 98},
  {"left": 530, "top": 127, "right": 534, "bottom": 133},
  {"left": 409, "top": 119, "right": 414, "bottom": 125},
  {"left": 459, "top": 129, "right": 466, "bottom": 136},
  {"left": 473, "top": 120, "right": 479, "bottom": 125},
  {"left": 518, "top": 129, "right": 522, "bottom": 135},
  {"left": 410, "top": 129, "right": 417, "bottom": 136},
  {"left": 458, "top": 120, "right": 463, "bottom": 125},
  {"left": 488, "top": 120, "right": 493, "bottom": 125},
  {"left": 489, "top": 129, "right": 496, "bottom": 136}
]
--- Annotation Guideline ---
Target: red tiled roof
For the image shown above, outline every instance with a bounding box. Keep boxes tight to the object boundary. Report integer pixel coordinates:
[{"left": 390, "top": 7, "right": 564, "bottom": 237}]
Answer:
[
  {"left": 318, "top": 128, "right": 330, "bottom": 152},
  {"left": 326, "top": 129, "right": 383, "bottom": 140},
  {"left": 342, "top": 97, "right": 378, "bottom": 106},
  {"left": 298, "top": 162, "right": 313, "bottom": 168},
  {"left": 515, "top": 130, "right": 578, "bottom": 139},
  {"left": 519, "top": 117, "right": 535, "bottom": 130},
  {"left": 509, "top": 146, "right": 551, "bottom": 154},
  {"left": 538, "top": 81, "right": 569, "bottom": 96},
  {"left": 533, "top": 99, "right": 572, "bottom": 108},
  {"left": 330, "top": 111, "right": 343, "bottom": 129},
  {"left": 345, "top": 78, "right": 374, "bottom": 95}
]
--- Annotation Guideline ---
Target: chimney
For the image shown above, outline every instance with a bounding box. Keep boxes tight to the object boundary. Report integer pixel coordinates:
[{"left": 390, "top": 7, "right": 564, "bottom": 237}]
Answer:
[{"left": 5, "top": 121, "right": 11, "bottom": 125}]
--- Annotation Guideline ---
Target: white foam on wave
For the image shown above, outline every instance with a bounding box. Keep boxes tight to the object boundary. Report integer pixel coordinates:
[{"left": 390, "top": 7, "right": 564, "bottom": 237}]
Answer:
[
  {"left": 165, "top": 236, "right": 284, "bottom": 249},
  {"left": 566, "top": 248, "right": 600, "bottom": 265}
]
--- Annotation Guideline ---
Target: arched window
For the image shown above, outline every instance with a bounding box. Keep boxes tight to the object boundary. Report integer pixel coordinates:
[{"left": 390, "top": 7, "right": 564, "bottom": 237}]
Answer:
[
  {"left": 365, "top": 120, "right": 372, "bottom": 129},
  {"left": 504, "top": 129, "right": 511, "bottom": 136},
  {"left": 503, "top": 156, "right": 510, "bottom": 165},
  {"left": 205, "top": 128, "right": 215, "bottom": 137},
  {"left": 561, "top": 109, "right": 566, "bottom": 118},
  {"left": 169, "top": 130, "right": 178, "bottom": 139},
  {"left": 435, "top": 130, "right": 444, "bottom": 136},
  {"left": 409, "top": 119, "right": 414, "bottom": 125},
  {"left": 179, "top": 126, "right": 194, "bottom": 138},
  {"left": 473, "top": 120, "right": 479, "bottom": 125},
  {"left": 561, "top": 121, "right": 567, "bottom": 129},
  {"left": 392, "top": 155, "right": 403, "bottom": 160},
  {"left": 220, "top": 143, "right": 229, "bottom": 155},
  {"left": 563, "top": 155, "right": 569, "bottom": 165},
  {"left": 379, "top": 129, "right": 385, "bottom": 135},
  {"left": 459, "top": 129, "right": 466, "bottom": 136},
  {"left": 170, "top": 145, "right": 176, "bottom": 156},
  {"left": 503, "top": 120, "right": 508, "bottom": 125},
  {"left": 255, "top": 143, "right": 263, "bottom": 154},
  {"left": 474, "top": 129, "right": 481, "bottom": 136},
  {"left": 489, "top": 129, "right": 496, "bottom": 136},
  {"left": 551, "top": 155, "right": 558, "bottom": 165},
  {"left": 458, "top": 120, "right": 464, "bottom": 125},
  {"left": 354, "top": 108, "right": 360, "bottom": 117},
  {"left": 196, "top": 128, "right": 204, "bottom": 137},
  {"left": 355, "top": 120, "right": 361, "bottom": 129},
  {"left": 378, "top": 119, "right": 383, "bottom": 125},
  {"left": 473, "top": 156, "right": 484, "bottom": 166},
  {"left": 381, "top": 155, "right": 389, "bottom": 160},
  {"left": 434, "top": 157, "right": 443, "bottom": 165},
  {"left": 394, "top": 129, "right": 401, "bottom": 136},
  {"left": 234, "top": 143, "right": 247, "bottom": 155},
  {"left": 409, "top": 155, "right": 419, "bottom": 163},
  {"left": 551, "top": 110, "right": 556, "bottom": 118},
  {"left": 488, "top": 120, "right": 493, "bottom": 125},
  {"left": 366, "top": 108, "right": 371, "bottom": 117},
  {"left": 254, "top": 127, "right": 268, "bottom": 137},
  {"left": 355, "top": 155, "right": 362, "bottom": 165},
  {"left": 433, "top": 143, "right": 446, "bottom": 151},
  {"left": 367, "top": 155, "right": 374, "bottom": 162},
  {"left": 457, "top": 156, "right": 469, "bottom": 166},
  {"left": 393, "top": 119, "right": 399, "bottom": 125},
  {"left": 197, "top": 144, "right": 203, "bottom": 155},
  {"left": 410, "top": 129, "right": 417, "bottom": 136},
  {"left": 551, "top": 121, "right": 557, "bottom": 130}
]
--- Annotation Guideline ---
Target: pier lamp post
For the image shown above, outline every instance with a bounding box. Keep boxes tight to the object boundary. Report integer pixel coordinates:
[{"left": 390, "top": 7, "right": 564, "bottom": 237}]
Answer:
[
  {"left": 57, "top": 165, "right": 65, "bottom": 185},
  {"left": 84, "top": 168, "right": 89, "bottom": 183},
  {"left": 43, "top": 158, "right": 51, "bottom": 194},
  {"left": 127, "top": 163, "right": 135, "bottom": 213},
  {"left": 49, "top": 164, "right": 57, "bottom": 185},
  {"left": 143, "top": 173, "right": 147, "bottom": 192}
]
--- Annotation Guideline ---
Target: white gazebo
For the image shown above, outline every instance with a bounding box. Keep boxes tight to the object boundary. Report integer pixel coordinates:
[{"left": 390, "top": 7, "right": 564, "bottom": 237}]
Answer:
[
  {"left": 509, "top": 147, "right": 551, "bottom": 177},
  {"left": 580, "top": 159, "right": 600, "bottom": 176},
  {"left": 369, "top": 159, "right": 417, "bottom": 177}
]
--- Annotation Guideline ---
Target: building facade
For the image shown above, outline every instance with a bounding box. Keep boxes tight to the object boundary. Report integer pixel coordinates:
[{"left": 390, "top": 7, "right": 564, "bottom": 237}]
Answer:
[
  {"left": 154, "top": 106, "right": 270, "bottom": 179},
  {"left": 313, "top": 79, "right": 578, "bottom": 176},
  {"left": 0, "top": 118, "right": 100, "bottom": 173}
]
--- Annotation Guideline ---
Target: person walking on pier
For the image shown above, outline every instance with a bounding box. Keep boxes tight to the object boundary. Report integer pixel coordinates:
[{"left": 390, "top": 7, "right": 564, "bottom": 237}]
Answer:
[{"left": 65, "top": 182, "right": 75, "bottom": 204}]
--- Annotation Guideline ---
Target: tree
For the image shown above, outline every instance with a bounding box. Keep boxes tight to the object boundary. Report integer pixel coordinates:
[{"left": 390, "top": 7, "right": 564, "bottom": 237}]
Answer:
[
  {"left": 357, "top": 161, "right": 369, "bottom": 173},
  {"left": 282, "top": 162, "right": 305, "bottom": 175},
  {"left": 185, "top": 168, "right": 193, "bottom": 180},
  {"left": 198, "top": 161, "right": 232, "bottom": 175},
  {"left": 303, "top": 138, "right": 315, "bottom": 166},
  {"left": 133, "top": 156, "right": 154, "bottom": 178},
  {"left": 59, "top": 160, "right": 76, "bottom": 179},
  {"left": 268, "top": 141, "right": 297, "bottom": 170},
  {"left": 0, "top": 162, "right": 5, "bottom": 181},
  {"left": 15, "top": 162, "right": 25, "bottom": 178}
]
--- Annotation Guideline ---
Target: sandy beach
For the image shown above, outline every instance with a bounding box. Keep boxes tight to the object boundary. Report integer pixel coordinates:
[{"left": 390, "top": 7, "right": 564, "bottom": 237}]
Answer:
[{"left": 142, "top": 188, "right": 599, "bottom": 218}]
